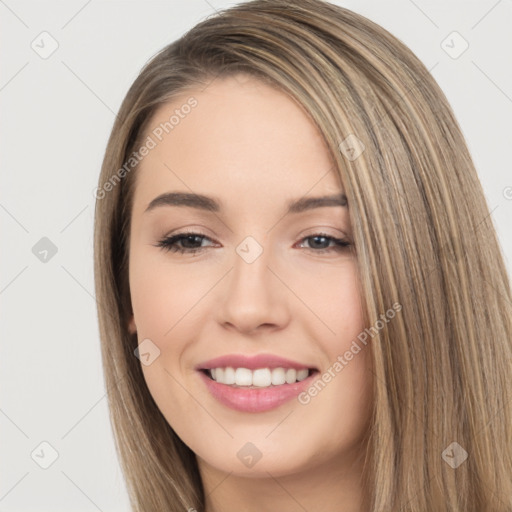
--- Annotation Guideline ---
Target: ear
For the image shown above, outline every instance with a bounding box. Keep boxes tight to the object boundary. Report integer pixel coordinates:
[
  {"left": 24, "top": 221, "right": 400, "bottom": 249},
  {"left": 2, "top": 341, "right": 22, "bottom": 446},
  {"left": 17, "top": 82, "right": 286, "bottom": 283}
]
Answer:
[{"left": 128, "top": 314, "right": 137, "bottom": 334}]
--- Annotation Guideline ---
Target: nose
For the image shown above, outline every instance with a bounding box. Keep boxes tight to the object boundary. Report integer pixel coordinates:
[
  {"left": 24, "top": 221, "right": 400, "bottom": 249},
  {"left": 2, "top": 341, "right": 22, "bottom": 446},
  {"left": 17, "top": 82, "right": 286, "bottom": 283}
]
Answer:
[{"left": 216, "top": 241, "right": 290, "bottom": 335}]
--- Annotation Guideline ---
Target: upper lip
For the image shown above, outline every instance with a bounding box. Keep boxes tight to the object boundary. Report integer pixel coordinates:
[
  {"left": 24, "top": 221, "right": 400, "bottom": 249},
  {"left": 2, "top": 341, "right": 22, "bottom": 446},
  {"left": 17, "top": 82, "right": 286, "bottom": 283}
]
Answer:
[{"left": 195, "top": 353, "right": 318, "bottom": 371}]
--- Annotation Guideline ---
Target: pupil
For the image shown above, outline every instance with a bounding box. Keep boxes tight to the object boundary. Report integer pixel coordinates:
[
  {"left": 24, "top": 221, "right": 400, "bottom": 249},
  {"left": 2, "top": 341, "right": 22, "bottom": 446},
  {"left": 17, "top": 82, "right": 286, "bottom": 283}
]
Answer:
[
  {"left": 184, "top": 235, "right": 201, "bottom": 248},
  {"left": 312, "top": 236, "right": 327, "bottom": 248}
]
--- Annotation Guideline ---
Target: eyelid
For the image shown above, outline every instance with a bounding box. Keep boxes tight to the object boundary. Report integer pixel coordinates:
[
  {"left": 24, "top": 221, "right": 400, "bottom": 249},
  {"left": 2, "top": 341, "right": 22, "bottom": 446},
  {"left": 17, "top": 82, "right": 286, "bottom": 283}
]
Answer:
[
  {"left": 160, "top": 227, "right": 349, "bottom": 244},
  {"left": 154, "top": 228, "right": 352, "bottom": 255},
  {"left": 298, "top": 226, "right": 350, "bottom": 238}
]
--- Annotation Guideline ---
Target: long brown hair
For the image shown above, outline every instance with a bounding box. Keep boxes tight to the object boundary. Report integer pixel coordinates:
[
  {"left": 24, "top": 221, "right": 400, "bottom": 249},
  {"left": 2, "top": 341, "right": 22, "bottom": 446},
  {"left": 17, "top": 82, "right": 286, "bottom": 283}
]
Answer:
[{"left": 93, "top": 1, "right": 512, "bottom": 510}]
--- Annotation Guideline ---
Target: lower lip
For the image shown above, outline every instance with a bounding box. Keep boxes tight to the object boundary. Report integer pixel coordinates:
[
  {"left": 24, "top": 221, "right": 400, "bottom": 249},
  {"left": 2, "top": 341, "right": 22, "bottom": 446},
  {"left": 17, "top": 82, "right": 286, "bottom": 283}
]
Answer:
[{"left": 198, "top": 370, "right": 317, "bottom": 413}]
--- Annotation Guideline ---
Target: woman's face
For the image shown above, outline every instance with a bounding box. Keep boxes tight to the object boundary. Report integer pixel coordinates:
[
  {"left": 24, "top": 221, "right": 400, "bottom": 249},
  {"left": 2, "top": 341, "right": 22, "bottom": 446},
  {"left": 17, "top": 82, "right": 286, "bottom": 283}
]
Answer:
[{"left": 127, "top": 74, "right": 373, "bottom": 478}]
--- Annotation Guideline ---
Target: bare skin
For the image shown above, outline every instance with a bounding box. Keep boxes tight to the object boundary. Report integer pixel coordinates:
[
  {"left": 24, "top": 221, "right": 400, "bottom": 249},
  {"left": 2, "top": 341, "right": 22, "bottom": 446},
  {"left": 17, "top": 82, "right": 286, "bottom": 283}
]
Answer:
[{"left": 127, "top": 73, "right": 373, "bottom": 512}]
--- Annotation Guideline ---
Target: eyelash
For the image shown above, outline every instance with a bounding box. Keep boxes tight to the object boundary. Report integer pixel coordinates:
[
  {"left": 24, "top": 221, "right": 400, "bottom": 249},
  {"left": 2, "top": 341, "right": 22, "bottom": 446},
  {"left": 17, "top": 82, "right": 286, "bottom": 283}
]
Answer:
[{"left": 154, "top": 231, "right": 351, "bottom": 255}]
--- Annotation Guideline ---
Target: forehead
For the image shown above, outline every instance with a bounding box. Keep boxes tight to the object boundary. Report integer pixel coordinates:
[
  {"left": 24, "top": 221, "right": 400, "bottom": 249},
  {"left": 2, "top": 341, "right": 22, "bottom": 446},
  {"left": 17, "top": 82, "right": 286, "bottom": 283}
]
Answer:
[{"left": 132, "top": 74, "right": 343, "bottom": 216}]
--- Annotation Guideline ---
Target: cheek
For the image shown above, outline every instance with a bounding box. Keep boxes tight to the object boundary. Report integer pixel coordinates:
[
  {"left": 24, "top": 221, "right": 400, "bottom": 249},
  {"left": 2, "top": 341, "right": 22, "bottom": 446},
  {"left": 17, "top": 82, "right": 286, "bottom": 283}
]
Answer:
[
  {"left": 296, "top": 262, "right": 372, "bottom": 433},
  {"left": 298, "top": 259, "right": 365, "bottom": 343},
  {"left": 128, "top": 255, "right": 213, "bottom": 402},
  {"left": 130, "top": 263, "right": 200, "bottom": 422},
  {"left": 129, "top": 254, "right": 211, "bottom": 339}
]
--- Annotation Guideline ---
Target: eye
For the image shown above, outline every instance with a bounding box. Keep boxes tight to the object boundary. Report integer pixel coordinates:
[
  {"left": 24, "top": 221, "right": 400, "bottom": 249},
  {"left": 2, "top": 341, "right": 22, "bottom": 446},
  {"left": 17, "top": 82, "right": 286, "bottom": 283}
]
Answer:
[
  {"left": 154, "top": 231, "right": 351, "bottom": 255},
  {"left": 154, "top": 231, "right": 214, "bottom": 254},
  {"left": 296, "top": 233, "right": 351, "bottom": 253}
]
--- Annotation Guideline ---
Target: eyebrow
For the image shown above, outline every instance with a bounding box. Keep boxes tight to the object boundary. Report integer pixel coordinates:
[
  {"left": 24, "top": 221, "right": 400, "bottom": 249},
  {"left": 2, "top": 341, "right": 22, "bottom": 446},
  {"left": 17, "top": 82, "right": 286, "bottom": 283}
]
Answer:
[{"left": 144, "top": 191, "right": 348, "bottom": 215}]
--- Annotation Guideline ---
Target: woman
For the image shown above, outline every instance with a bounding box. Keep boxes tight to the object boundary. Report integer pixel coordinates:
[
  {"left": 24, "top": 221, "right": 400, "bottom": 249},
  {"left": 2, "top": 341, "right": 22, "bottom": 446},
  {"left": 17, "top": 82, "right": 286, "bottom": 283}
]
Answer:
[{"left": 93, "top": 0, "right": 512, "bottom": 510}]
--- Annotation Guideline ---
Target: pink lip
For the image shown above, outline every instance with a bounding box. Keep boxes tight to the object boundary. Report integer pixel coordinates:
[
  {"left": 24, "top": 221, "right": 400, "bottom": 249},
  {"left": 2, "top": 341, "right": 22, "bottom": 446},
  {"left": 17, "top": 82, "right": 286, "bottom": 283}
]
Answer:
[
  {"left": 198, "top": 370, "right": 318, "bottom": 413},
  {"left": 195, "top": 353, "right": 316, "bottom": 371}
]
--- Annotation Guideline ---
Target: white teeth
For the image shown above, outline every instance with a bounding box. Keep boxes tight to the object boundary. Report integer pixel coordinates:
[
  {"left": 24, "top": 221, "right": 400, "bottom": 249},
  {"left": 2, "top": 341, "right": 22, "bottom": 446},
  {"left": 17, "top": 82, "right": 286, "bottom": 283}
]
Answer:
[
  {"left": 271, "top": 367, "right": 286, "bottom": 385},
  {"left": 285, "top": 368, "right": 296, "bottom": 384},
  {"left": 224, "top": 366, "right": 236, "bottom": 385},
  {"left": 208, "top": 366, "right": 312, "bottom": 387},
  {"left": 235, "top": 368, "right": 253, "bottom": 386},
  {"left": 296, "top": 369, "right": 309, "bottom": 381},
  {"left": 252, "top": 368, "right": 272, "bottom": 387}
]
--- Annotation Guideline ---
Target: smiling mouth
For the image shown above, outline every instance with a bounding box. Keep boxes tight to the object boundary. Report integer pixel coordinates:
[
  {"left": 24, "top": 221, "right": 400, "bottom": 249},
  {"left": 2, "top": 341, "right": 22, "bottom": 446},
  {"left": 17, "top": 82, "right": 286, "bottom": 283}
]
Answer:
[{"left": 201, "top": 367, "right": 318, "bottom": 388}]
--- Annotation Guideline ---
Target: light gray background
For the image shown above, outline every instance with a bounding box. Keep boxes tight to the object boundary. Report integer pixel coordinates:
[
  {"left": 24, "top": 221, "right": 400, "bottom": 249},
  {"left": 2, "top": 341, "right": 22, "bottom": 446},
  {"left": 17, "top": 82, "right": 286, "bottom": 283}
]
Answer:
[{"left": 1, "top": 0, "right": 511, "bottom": 510}]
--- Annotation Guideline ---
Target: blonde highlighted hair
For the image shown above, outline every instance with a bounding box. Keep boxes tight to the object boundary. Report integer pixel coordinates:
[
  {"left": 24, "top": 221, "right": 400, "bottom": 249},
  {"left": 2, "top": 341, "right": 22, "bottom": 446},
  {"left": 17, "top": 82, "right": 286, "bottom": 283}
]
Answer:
[{"left": 93, "top": 0, "right": 512, "bottom": 510}]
